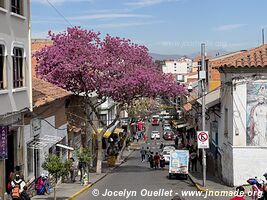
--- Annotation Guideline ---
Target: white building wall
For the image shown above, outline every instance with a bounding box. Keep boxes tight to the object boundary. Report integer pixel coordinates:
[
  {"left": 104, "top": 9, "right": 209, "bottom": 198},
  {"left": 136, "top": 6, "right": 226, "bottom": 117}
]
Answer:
[
  {"left": 218, "top": 72, "right": 267, "bottom": 186},
  {"left": 0, "top": 0, "right": 32, "bottom": 115},
  {"left": 163, "top": 59, "right": 192, "bottom": 74},
  {"left": 218, "top": 72, "right": 234, "bottom": 186}
]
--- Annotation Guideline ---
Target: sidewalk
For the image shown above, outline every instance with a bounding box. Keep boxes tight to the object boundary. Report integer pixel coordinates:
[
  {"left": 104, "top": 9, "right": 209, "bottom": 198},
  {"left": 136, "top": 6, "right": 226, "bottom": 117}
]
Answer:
[
  {"left": 32, "top": 149, "right": 133, "bottom": 200},
  {"left": 188, "top": 167, "right": 233, "bottom": 192}
]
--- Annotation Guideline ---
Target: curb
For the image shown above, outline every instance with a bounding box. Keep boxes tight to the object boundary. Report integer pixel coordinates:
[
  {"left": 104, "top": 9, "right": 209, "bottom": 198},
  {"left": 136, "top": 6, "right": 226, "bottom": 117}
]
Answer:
[
  {"left": 188, "top": 174, "right": 208, "bottom": 192},
  {"left": 68, "top": 184, "right": 92, "bottom": 200},
  {"left": 67, "top": 150, "right": 134, "bottom": 200}
]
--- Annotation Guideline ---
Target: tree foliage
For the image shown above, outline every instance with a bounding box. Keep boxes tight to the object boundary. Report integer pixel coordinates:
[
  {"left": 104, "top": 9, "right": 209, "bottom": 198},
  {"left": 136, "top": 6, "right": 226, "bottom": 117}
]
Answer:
[
  {"left": 42, "top": 155, "right": 70, "bottom": 181},
  {"left": 34, "top": 27, "right": 186, "bottom": 103}
]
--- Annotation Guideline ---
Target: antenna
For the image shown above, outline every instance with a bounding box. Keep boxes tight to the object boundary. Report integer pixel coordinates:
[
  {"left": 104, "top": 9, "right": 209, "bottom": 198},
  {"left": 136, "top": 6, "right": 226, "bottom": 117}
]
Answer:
[{"left": 262, "top": 28, "right": 265, "bottom": 45}]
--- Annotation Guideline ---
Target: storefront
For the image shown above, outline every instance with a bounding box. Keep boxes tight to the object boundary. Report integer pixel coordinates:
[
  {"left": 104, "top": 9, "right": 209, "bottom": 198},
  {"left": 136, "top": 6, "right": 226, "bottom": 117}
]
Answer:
[{"left": 0, "top": 112, "right": 24, "bottom": 198}]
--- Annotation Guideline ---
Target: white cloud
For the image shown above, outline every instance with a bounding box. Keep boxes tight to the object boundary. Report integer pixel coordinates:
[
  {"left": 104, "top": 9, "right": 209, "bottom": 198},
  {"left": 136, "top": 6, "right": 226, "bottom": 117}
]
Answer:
[
  {"left": 31, "top": 0, "right": 94, "bottom": 5},
  {"left": 125, "top": 0, "right": 179, "bottom": 7},
  {"left": 215, "top": 24, "right": 247, "bottom": 31},
  {"left": 92, "top": 20, "right": 163, "bottom": 29},
  {"left": 68, "top": 13, "right": 152, "bottom": 20}
]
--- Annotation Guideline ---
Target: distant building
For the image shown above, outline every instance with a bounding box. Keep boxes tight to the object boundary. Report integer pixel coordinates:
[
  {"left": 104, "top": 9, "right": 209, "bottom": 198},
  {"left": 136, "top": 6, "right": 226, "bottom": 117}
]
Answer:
[{"left": 163, "top": 57, "right": 193, "bottom": 74}]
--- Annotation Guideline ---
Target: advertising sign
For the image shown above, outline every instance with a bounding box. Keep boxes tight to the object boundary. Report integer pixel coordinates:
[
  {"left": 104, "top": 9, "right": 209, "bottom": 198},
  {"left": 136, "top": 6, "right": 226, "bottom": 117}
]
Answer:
[
  {"left": 0, "top": 126, "right": 8, "bottom": 160},
  {"left": 197, "top": 131, "right": 209, "bottom": 149},
  {"left": 169, "top": 150, "right": 189, "bottom": 174}
]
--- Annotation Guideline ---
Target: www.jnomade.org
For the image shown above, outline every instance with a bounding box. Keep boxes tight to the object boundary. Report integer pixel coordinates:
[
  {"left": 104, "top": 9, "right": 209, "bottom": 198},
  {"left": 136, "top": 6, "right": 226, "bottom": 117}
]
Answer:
[{"left": 92, "top": 189, "right": 262, "bottom": 199}]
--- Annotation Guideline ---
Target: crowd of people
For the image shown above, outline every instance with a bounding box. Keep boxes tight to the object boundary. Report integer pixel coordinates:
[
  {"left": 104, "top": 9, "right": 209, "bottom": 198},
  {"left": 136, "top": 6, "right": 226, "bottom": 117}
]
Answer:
[{"left": 140, "top": 147, "right": 166, "bottom": 170}]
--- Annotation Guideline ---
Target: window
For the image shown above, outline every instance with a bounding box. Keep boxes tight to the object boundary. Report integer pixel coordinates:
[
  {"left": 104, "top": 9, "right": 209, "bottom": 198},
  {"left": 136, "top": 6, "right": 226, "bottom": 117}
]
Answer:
[
  {"left": 224, "top": 108, "right": 228, "bottom": 137},
  {"left": 0, "top": 45, "right": 5, "bottom": 89},
  {"left": 13, "top": 47, "right": 24, "bottom": 88},
  {"left": 99, "top": 114, "right": 107, "bottom": 128},
  {"left": 11, "top": 0, "right": 22, "bottom": 15},
  {"left": 0, "top": 0, "right": 5, "bottom": 9}
]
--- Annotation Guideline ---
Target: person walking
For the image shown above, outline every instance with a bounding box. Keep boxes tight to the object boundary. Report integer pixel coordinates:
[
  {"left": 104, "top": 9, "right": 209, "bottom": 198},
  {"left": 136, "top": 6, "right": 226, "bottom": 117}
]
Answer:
[
  {"left": 160, "top": 155, "right": 165, "bottom": 169},
  {"left": 149, "top": 152, "right": 154, "bottom": 168},
  {"left": 174, "top": 135, "right": 179, "bottom": 148},
  {"left": 140, "top": 147, "right": 146, "bottom": 162},
  {"left": 145, "top": 147, "right": 150, "bottom": 161},
  {"left": 190, "top": 150, "right": 198, "bottom": 172},
  {"left": 11, "top": 174, "right": 26, "bottom": 200},
  {"left": 160, "top": 141, "right": 164, "bottom": 149},
  {"left": 154, "top": 152, "right": 160, "bottom": 170},
  {"left": 69, "top": 157, "right": 76, "bottom": 183}
]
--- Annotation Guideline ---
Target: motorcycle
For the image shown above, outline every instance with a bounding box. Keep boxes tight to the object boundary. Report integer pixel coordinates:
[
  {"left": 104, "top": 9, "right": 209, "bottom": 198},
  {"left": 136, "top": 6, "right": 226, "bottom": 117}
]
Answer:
[{"left": 247, "top": 173, "right": 267, "bottom": 200}]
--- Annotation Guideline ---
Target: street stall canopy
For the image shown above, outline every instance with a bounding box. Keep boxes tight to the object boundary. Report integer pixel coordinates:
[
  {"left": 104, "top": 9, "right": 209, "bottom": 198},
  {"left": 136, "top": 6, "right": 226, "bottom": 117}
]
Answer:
[{"left": 96, "top": 127, "right": 122, "bottom": 138}]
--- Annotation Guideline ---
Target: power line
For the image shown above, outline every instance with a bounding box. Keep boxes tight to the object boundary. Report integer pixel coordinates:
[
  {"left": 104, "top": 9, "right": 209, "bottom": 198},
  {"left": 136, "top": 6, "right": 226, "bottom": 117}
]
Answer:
[{"left": 46, "top": 0, "right": 73, "bottom": 27}]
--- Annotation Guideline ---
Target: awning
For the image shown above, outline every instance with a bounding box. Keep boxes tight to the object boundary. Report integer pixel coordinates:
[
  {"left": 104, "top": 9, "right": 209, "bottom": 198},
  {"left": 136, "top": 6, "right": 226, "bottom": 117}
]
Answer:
[
  {"left": 176, "top": 123, "right": 190, "bottom": 129},
  {"left": 96, "top": 129, "right": 112, "bottom": 139},
  {"left": 56, "top": 144, "right": 74, "bottom": 151},
  {"left": 197, "top": 88, "right": 220, "bottom": 108},
  {"left": 113, "top": 128, "right": 124, "bottom": 134},
  {"left": 96, "top": 121, "right": 120, "bottom": 139},
  {"left": 186, "top": 124, "right": 195, "bottom": 130}
]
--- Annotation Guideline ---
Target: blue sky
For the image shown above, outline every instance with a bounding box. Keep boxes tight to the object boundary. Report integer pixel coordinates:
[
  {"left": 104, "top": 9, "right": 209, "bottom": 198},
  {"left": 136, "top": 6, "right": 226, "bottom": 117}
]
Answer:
[{"left": 31, "top": 0, "right": 267, "bottom": 55}]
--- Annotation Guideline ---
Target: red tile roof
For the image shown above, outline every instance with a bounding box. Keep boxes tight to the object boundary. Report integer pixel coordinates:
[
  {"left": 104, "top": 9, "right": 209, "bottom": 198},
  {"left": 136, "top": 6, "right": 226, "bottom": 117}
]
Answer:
[
  {"left": 33, "top": 78, "right": 71, "bottom": 108},
  {"left": 213, "top": 44, "right": 267, "bottom": 69}
]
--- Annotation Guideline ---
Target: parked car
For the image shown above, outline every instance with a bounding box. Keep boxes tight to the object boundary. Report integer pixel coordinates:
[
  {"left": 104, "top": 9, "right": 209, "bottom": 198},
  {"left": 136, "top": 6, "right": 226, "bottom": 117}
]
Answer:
[
  {"left": 163, "top": 123, "right": 171, "bottom": 129},
  {"left": 151, "top": 130, "right": 160, "bottom": 140},
  {"left": 161, "top": 146, "right": 176, "bottom": 165},
  {"left": 163, "top": 127, "right": 172, "bottom": 132},
  {"left": 151, "top": 115, "right": 160, "bottom": 126},
  {"left": 163, "top": 130, "right": 174, "bottom": 140}
]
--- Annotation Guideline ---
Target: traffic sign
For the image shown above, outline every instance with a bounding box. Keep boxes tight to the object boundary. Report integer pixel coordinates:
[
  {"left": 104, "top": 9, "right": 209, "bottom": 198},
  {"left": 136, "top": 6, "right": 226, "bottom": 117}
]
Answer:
[{"left": 197, "top": 131, "right": 209, "bottom": 149}]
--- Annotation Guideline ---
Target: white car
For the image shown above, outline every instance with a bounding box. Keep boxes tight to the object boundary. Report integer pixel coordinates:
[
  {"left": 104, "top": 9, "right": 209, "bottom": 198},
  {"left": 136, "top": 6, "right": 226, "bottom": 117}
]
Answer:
[
  {"left": 162, "top": 146, "right": 176, "bottom": 164},
  {"left": 164, "top": 126, "right": 172, "bottom": 131},
  {"left": 151, "top": 130, "right": 160, "bottom": 140},
  {"left": 163, "top": 123, "right": 171, "bottom": 130}
]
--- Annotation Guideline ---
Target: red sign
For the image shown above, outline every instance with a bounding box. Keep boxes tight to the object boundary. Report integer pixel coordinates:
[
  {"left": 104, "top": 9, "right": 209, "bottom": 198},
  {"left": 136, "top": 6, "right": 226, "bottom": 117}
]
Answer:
[
  {"left": 197, "top": 131, "right": 209, "bottom": 149},
  {"left": 198, "top": 132, "right": 208, "bottom": 142}
]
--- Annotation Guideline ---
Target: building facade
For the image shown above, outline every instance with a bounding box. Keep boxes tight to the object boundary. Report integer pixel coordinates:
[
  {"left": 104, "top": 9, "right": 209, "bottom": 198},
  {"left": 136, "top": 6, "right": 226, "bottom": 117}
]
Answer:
[
  {"left": 217, "top": 44, "right": 267, "bottom": 186},
  {"left": 23, "top": 78, "right": 71, "bottom": 183},
  {"left": 0, "top": 0, "right": 32, "bottom": 198},
  {"left": 162, "top": 57, "right": 193, "bottom": 82}
]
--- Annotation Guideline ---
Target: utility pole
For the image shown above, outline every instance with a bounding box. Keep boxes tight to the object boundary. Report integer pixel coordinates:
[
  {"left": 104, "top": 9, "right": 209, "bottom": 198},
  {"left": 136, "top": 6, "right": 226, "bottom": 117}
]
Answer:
[{"left": 201, "top": 43, "right": 206, "bottom": 187}]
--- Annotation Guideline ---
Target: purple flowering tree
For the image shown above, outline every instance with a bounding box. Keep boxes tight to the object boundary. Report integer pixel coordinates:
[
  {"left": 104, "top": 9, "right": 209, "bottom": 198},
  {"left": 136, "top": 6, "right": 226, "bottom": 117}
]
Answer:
[{"left": 35, "top": 27, "right": 187, "bottom": 174}]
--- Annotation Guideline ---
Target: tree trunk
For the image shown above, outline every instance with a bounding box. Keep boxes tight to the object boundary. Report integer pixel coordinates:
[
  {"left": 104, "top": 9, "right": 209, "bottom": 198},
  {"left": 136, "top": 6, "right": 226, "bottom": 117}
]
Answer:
[
  {"left": 117, "top": 132, "right": 129, "bottom": 162},
  {"left": 87, "top": 165, "right": 90, "bottom": 184},
  {"left": 96, "top": 134, "right": 103, "bottom": 174},
  {"left": 53, "top": 186, "right": 56, "bottom": 200}
]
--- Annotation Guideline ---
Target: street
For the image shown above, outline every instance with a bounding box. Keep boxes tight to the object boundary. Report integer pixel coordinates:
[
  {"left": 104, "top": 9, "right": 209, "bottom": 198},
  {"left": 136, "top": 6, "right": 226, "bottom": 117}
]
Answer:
[{"left": 77, "top": 123, "right": 197, "bottom": 200}]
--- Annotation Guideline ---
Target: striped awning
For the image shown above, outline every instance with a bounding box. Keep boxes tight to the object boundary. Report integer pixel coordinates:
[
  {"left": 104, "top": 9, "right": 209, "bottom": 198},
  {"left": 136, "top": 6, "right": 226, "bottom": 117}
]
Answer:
[{"left": 113, "top": 128, "right": 124, "bottom": 134}]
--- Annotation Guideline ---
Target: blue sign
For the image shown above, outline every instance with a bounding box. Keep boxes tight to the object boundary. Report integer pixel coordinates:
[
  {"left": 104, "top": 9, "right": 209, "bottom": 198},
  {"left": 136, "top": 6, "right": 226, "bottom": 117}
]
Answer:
[
  {"left": 169, "top": 150, "right": 189, "bottom": 174},
  {"left": 0, "top": 126, "right": 8, "bottom": 160}
]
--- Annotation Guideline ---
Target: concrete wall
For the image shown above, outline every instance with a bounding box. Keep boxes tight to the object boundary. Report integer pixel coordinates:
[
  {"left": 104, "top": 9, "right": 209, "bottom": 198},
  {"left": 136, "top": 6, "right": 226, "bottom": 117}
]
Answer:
[
  {"left": 232, "top": 146, "right": 267, "bottom": 186},
  {"left": 219, "top": 71, "right": 267, "bottom": 186},
  {"left": 0, "top": 0, "right": 32, "bottom": 115},
  {"left": 218, "top": 72, "right": 234, "bottom": 186}
]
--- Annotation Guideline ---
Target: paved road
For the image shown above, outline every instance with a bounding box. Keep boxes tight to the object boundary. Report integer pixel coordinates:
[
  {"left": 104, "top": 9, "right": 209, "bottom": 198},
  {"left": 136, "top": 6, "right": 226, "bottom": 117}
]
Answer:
[{"left": 76, "top": 122, "right": 237, "bottom": 200}]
